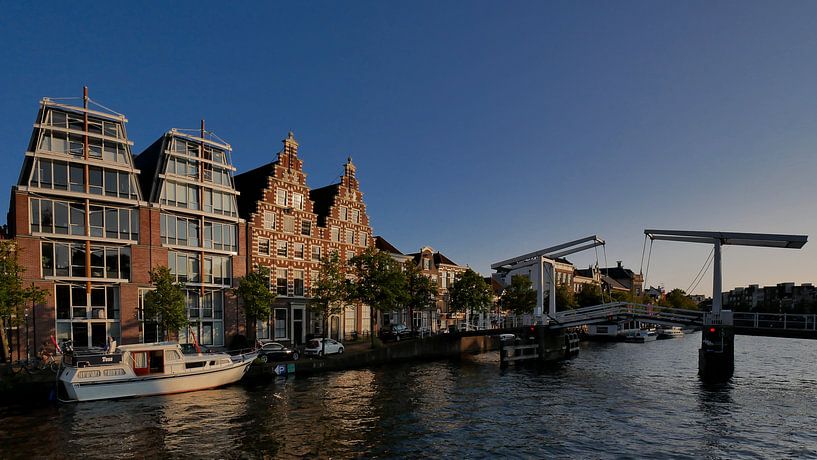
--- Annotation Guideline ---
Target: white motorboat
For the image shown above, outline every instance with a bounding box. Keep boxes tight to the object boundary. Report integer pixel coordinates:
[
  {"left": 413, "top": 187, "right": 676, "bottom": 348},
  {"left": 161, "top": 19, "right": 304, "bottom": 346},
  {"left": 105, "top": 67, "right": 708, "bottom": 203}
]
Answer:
[
  {"left": 624, "top": 329, "right": 657, "bottom": 343},
  {"left": 657, "top": 326, "right": 684, "bottom": 340},
  {"left": 57, "top": 342, "right": 257, "bottom": 402}
]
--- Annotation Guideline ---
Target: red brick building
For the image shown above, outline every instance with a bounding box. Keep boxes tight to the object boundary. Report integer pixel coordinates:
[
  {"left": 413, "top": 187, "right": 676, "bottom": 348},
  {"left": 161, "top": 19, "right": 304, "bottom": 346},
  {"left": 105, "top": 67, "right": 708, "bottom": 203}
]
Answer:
[{"left": 234, "top": 133, "right": 373, "bottom": 345}]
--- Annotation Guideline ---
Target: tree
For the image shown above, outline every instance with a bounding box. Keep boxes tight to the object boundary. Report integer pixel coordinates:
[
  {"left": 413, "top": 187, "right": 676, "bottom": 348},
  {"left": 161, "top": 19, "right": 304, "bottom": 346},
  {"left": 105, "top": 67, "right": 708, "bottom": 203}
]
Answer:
[
  {"left": 0, "top": 241, "right": 46, "bottom": 361},
  {"left": 501, "top": 275, "right": 537, "bottom": 315},
  {"left": 235, "top": 266, "right": 276, "bottom": 343},
  {"left": 449, "top": 269, "right": 493, "bottom": 326},
  {"left": 143, "top": 266, "right": 188, "bottom": 341},
  {"left": 310, "top": 251, "right": 349, "bottom": 352},
  {"left": 348, "top": 247, "right": 407, "bottom": 346},
  {"left": 548, "top": 284, "right": 577, "bottom": 311},
  {"left": 663, "top": 288, "right": 699, "bottom": 310},
  {"left": 576, "top": 283, "right": 604, "bottom": 307},
  {"left": 403, "top": 260, "right": 438, "bottom": 333}
]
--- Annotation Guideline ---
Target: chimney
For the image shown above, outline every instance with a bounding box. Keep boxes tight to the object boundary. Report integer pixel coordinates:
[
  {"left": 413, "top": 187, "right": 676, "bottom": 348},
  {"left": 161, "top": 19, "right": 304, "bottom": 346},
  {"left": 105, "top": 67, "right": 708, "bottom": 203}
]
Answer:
[{"left": 616, "top": 261, "right": 622, "bottom": 269}]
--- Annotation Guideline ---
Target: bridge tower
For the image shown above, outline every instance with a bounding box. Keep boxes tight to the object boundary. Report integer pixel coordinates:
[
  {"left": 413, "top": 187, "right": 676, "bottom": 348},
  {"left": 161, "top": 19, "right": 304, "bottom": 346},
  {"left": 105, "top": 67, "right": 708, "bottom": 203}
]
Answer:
[{"left": 644, "top": 230, "right": 807, "bottom": 382}]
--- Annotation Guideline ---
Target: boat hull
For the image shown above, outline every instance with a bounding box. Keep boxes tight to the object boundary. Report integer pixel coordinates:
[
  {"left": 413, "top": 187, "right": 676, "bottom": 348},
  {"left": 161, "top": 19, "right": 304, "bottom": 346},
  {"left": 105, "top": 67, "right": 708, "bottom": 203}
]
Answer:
[{"left": 60, "top": 359, "right": 253, "bottom": 402}]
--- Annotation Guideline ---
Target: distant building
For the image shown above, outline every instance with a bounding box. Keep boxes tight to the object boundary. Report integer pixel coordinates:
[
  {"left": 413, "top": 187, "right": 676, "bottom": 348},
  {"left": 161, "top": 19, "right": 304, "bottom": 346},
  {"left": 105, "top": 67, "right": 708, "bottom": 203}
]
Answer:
[
  {"left": 374, "top": 237, "right": 467, "bottom": 332},
  {"left": 723, "top": 283, "right": 817, "bottom": 312},
  {"left": 576, "top": 261, "right": 643, "bottom": 297}
]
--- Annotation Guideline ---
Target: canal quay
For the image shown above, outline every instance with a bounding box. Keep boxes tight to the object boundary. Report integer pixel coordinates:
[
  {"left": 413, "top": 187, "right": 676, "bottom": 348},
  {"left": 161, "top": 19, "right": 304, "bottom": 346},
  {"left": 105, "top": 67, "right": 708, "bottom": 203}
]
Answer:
[{"left": 2, "top": 334, "right": 816, "bottom": 458}]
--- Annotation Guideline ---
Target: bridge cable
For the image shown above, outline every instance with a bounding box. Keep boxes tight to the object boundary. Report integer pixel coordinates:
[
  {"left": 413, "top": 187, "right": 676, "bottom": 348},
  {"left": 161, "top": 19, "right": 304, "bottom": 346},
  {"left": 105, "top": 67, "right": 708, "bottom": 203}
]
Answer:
[{"left": 685, "top": 247, "right": 714, "bottom": 294}]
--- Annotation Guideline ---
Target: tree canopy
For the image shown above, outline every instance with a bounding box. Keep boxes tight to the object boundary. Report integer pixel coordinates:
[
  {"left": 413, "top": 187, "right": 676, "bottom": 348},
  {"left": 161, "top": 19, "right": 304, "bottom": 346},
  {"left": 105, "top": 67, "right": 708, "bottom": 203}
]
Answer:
[
  {"left": 551, "top": 284, "right": 577, "bottom": 311},
  {"left": 143, "top": 266, "right": 188, "bottom": 341},
  {"left": 235, "top": 266, "right": 276, "bottom": 341},
  {"left": 449, "top": 268, "right": 493, "bottom": 316},
  {"left": 0, "top": 241, "right": 46, "bottom": 361},
  {"left": 403, "top": 260, "right": 438, "bottom": 331},
  {"left": 576, "top": 283, "right": 604, "bottom": 307},
  {"left": 501, "top": 275, "right": 537, "bottom": 315},
  {"left": 348, "top": 247, "right": 407, "bottom": 345},
  {"left": 662, "top": 288, "right": 699, "bottom": 310},
  {"left": 310, "top": 251, "right": 349, "bottom": 340}
]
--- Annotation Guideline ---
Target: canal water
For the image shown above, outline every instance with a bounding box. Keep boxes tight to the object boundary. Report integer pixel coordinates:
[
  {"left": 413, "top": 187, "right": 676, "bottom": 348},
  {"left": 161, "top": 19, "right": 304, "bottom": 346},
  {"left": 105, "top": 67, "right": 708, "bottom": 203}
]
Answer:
[{"left": 2, "top": 334, "right": 817, "bottom": 458}]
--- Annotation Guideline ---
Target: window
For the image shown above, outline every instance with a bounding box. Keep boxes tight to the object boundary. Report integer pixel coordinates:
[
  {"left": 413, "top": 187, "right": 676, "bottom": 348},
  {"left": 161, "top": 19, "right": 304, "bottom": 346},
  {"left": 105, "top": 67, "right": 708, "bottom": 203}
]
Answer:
[
  {"left": 276, "top": 189, "right": 287, "bottom": 207},
  {"left": 264, "top": 211, "right": 275, "bottom": 230},
  {"left": 283, "top": 216, "right": 295, "bottom": 233},
  {"left": 301, "top": 220, "right": 311, "bottom": 236},
  {"left": 258, "top": 238, "right": 270, "bottom": 256},
  {"left": 294, "top": 243, "right": 304, "bottom": 259},
  {"left": 294, "top": 270, "right": 304, "bottom": 296},
  {"left": 161, "top": 181, "right": 198, "bottom": 210},
  {"left": 203, "top": 221, "right": 236, "bottom": 251},
  {"left": 346, "top": 251, "right": 355, "bottom": 261},
  {"left": 203, "top": 189, "right": 236, "bottom": 216},
  {"left": 345, "top": 229, "right": 355, "bottom": 245},
  {"left": 340, "top": 207, "right": 348, "bottom": 221},
  {"left": 56, "top": 284, "right": 120, "bottom": 321},
  {"left": 292, "top": 193, "right": 304, "bottom": 210},
  {"left": 42, "top": 243, "right": 130, "bottom": 279},
  {"left": 161, "top": 214, "right": 199, "bottom": 247},
  {"left": 359, "top": 232, "right": 367, "bottom": 247},
  {"left": 331, "top": 227, "right": 340, "bottom": 242},
  {"left": 276, "top": 241, "right": 288, "bottom": 258},
  {"left": 276, "top": 269, "right": 287, "bottom": 295},
  {"left": 168, "top": 251, "right": 200, "bottom": 283},
  {"left": 312, "top": 245, "right": 321, "bottom": 261},
  {"left": 274, "top": 309, "right": 288, "bottom": 339},
  {"left": 352, "top": 209, "right": 360, "bottom": 224},
  {"left": 203, "top": 255, "right": 231, "bottom": 285},
  {"left": 30, "top": 198, "right": 91, "bottom": 237}
]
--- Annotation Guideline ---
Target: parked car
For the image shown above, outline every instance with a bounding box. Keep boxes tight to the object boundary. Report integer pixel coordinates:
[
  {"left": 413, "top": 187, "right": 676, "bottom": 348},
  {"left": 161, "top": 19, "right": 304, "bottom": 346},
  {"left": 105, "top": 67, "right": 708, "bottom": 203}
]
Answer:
[
  {"left": 256, "top": 339, "right": 299, "bottom": 363},
  {"left": 379, "top": 323, "right": 412, "bottom": 342},
  {"left": 304, "top": 338, "right": 344, "bottom": 356}
]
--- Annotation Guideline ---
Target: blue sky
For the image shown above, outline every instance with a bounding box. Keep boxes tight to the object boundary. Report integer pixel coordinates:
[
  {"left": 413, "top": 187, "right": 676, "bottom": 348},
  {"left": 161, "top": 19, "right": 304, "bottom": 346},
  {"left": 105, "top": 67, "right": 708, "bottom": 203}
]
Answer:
[{"left": 2, "top": 1, "right": 816, "bottom": 294}]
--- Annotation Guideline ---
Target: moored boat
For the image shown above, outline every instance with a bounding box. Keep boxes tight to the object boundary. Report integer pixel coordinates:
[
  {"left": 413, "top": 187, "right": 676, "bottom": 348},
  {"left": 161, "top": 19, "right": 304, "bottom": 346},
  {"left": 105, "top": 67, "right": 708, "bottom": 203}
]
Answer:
[
  {"left": 657, "top": 326, "right": 684, "bottom": 340},
  {"left": 624, "top": 329, "right": 657, "bottom": 343},
  {"left": 57, "top": 342, "right": 257, "bottom": 402}
]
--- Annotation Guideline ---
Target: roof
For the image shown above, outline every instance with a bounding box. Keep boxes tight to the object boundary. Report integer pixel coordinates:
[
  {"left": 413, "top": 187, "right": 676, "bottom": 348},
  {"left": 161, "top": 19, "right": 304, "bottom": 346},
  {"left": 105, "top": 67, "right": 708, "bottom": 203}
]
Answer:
[
  {"left": 374, "top": 236, "right": 403, "bottom": 255},
  {"left": 309, "top": 183, "right": 341, "bottom": 227},
  {"left": 132, "top": 135, "right": 166, "bottom": 202},
  {"left": 233, "top": 161, "right": 277, "bottom": 218},
  {"left": 407, "top": 250, "right": 463, "bottom": 268}
]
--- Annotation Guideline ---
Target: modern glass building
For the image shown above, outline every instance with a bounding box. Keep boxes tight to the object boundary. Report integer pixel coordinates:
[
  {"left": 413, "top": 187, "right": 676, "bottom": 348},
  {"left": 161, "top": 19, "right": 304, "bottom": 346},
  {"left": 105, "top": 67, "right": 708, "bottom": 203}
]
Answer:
[{"left": 11, "top": 89, "right": 143, "bottom": 350}]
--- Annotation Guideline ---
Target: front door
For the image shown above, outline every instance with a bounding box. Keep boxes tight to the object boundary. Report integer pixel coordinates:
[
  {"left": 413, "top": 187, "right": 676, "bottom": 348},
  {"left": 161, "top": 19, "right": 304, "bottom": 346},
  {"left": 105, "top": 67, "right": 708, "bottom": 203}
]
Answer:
[
  {"left": 330, "top": 316, "right": 340, "bottom": 341},
  {"left": 293, "top": 308, "right": 304, "bottom": 345}
]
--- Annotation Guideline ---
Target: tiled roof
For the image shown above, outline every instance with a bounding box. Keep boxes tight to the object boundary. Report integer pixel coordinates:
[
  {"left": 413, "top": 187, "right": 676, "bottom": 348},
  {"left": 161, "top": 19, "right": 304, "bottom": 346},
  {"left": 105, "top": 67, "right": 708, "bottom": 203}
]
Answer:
[
  {"left": 309, "top": 183, "right": 340, "bottom": 227},
  {"left": 374, "top": 236, "right": 403, "bottom": 255},
  {"left": 233, "top": 161, "right": 277, "bottom": 219}
]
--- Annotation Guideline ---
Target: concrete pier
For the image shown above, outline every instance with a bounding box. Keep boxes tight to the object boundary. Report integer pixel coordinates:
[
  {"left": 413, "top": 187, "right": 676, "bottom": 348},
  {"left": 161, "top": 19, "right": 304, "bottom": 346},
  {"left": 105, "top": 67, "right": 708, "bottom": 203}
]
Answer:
[{"left": 698, "top": 324, "right": 735, "bottom": 382}]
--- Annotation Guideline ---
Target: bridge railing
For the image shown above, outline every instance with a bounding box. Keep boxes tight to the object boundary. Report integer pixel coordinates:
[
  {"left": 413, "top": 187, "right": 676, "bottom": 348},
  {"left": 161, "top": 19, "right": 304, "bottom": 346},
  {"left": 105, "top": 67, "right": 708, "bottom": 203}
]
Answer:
[
  {"left": 733, "top": 312, "right": 817, "bottom": 331},
  {"left": 550, "top": 302, "right": 704, "bottom": 328}
]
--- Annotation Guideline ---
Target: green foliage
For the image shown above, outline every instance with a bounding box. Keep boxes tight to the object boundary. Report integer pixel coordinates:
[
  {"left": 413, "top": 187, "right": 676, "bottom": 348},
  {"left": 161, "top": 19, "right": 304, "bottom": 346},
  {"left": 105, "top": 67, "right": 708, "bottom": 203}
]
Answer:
[
  {"left": 662, "top": 288, "right": 699, "bottom": 310},
  {"left": 501, "top": 275, "right": 537, "bottom": 315},
  {"left": 576, "top": 283, "right": 604, "bottom": 307},
  {"left": 449, "top": 269, "right": 493, "bottom": 315},
  {"left": 0, "top": 241, "right": 46, "bottom": 361},
  {"left": 310, "top": 251, "right": 349, "bottom": 335},
  {"left": 549, "top": 284, "right": 577, "bottom": 311},
  {"left": 404, "top": 260, "right": 438, "bottom": 312},
  {"left": 144, "top": 266, "right": 188, "bottom": 341},
  {"left": 235, "top": 266, "right": 276, "bottom": 338},
  {"left": 348, "top": 248, "right": 407, "bottom": 345},
  {"left": 610, "top": 290, "right": 634, "bottom": 303}
]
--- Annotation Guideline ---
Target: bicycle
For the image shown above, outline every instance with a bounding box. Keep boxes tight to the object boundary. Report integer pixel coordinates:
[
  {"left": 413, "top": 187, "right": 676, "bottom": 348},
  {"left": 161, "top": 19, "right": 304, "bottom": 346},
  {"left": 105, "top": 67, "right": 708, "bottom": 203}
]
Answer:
[{"left": 9, "top": 354, "right": 59, "bottom": 375}]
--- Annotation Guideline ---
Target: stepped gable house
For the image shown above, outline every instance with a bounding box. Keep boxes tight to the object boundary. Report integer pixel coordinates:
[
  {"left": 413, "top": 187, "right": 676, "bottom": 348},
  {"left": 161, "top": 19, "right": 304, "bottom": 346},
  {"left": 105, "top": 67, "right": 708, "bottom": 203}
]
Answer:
[
  {"left": 133, "top": 124, "right": 245, "bottom": 348},
  {"left": 234, "top": 133, "right": 373, "bottom": 345},
  {"left": 8, "top": 92, "right": 147, "bottom": 353}
]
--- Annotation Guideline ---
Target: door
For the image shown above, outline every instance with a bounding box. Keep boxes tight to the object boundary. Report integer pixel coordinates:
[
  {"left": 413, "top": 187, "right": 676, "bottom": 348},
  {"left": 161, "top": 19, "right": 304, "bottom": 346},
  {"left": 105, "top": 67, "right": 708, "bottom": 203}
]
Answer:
[
  {"left": 293, "top": 308, "right": 304, "bottom": 345},
  {"left": 330, "top": 316, "right": 340, "bottom": 341}
]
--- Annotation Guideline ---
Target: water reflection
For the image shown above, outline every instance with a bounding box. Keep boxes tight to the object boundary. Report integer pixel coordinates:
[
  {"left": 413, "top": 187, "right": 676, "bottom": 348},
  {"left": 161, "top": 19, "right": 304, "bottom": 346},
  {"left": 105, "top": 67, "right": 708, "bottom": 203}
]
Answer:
[{"left": 2, "top": 335, "right": 817, "bottom": 458}]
